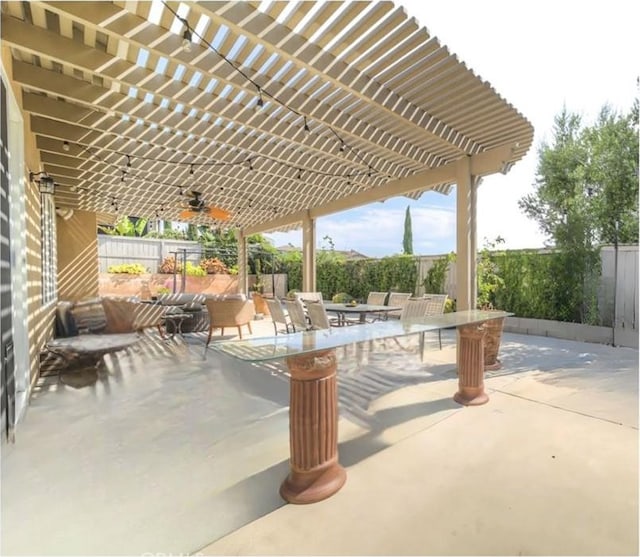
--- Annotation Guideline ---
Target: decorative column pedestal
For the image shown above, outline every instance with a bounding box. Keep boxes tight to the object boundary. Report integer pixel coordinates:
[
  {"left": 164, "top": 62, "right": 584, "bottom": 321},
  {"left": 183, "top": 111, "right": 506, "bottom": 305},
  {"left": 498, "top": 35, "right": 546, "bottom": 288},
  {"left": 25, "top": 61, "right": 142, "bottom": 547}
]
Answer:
[
  {"left": 281, "top": 349, "right": 346, "bottom": 504},
  {"left": 454, "top": 324, "right": 489, "bottom": 406}
]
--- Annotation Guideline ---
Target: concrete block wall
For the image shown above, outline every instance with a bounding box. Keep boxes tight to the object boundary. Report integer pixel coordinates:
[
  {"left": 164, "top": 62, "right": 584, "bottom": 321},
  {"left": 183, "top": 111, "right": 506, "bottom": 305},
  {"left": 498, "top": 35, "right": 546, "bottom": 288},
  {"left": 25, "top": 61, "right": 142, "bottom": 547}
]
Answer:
[{"left": 504, "top": 317, "right": 638, "bottom": 349}]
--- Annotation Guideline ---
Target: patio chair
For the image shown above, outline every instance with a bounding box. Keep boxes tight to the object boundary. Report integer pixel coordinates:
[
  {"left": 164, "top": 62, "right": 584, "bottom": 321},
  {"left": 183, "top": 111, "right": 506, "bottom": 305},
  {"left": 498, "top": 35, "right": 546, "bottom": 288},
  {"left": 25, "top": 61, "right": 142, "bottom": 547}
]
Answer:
[
  {"left": 265, "top": 298, "right": 293, "bottom": 335},
  {"left": 205, "top": 298, "right": 255, "bottom": 344},
  {"left": 365, "top": 291, "right": 388, "bottom": 322},
  {"left": 366, "top": 291, "right": 387, "bottom": 306},
  {"left": 423, "top": 294, "right": 449, "bottom": 349},
  {"left": 284, "top": 298, "right": 309, "bottom": 332},
  {"left": 306, "top": 301, "right": 332, "bottom": 330},
  {"left": 395, "top": 297, "right": 443, "bottom": 358},
  {"left": 294, "top": 291, "right": 323, "bottom": 304},
  {"left": 400, "top": 297, "right": 430, "bottom": 320},
  {"left": 306, "top": 300, "right": 347, "bottom": 329},
  {"left": 386, "top": 292, "right": 412, "bottom": 319}
]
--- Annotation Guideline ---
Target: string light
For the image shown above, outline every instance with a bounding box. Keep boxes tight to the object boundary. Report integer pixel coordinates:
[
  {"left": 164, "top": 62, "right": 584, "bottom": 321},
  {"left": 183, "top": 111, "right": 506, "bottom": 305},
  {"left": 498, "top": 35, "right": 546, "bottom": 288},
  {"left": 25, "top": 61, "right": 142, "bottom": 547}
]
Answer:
[
  {"left": 49, "top": 4, "right": 405, "bottom": 219},
  {"left": 62, "top": 141, "right": 70, "bottom": 152},
  {"left": 160, "top": 1, "right": 386, "bottom": 178},
  {"left": 65, "top": 143, "right": 378, "bottom": 221},
  {"left": 181, "top": 18, "right": 192, "bottom": 53},
  {"left": 83, "top": 142, "right": 375, "bottom": 181},
  {"left": 72, "top": 133, "right": 382, "bottom": 218}
]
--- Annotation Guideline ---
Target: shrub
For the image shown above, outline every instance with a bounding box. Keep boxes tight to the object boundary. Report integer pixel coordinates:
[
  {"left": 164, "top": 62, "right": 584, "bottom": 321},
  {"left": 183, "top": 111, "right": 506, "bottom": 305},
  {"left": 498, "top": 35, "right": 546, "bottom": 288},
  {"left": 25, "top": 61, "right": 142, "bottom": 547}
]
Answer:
[
  {"left": 199, "top": 257, "right": 230, "bottom": 274},
  {"left": 158, "top": 257, "right": 206, "bottom": 276},
  {"left": 423, "top": 253, "right": 455, "bottom": 294},
  {"left": 185, "top": 261, "right": 206, "bottom": 277},
  {"left": 108, "top": 263, "right": 147, "bottom": 275},
  {"left": 159, "top": 256, "right": 178, "bottom": 274}
]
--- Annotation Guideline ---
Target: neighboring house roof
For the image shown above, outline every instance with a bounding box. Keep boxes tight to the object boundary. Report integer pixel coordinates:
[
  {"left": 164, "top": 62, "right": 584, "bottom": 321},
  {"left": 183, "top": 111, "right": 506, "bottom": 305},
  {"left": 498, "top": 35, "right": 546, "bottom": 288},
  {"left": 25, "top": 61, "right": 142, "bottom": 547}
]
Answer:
[{"left": 277, "top": 246, "right": 369, "bottom": 259}]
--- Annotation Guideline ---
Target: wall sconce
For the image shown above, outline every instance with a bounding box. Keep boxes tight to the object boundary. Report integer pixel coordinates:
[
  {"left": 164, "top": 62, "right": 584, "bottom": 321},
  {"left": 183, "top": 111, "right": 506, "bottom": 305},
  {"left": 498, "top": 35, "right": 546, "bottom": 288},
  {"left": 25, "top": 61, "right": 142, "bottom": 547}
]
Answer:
[
  {"left": 29, "top": 171, "right": 56, "bottom": 194},
  {"left": 55, "top": 208, "right": 74, "bottom": 221}
]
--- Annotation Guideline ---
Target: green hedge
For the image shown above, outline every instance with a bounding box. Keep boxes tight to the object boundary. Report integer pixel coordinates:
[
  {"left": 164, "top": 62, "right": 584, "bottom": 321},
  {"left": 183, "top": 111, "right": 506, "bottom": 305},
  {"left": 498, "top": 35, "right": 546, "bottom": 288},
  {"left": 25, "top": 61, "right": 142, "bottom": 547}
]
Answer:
[
  {"left": 281, "top": 254, "right": 419, "bottom": 302},
  {"left": 491, "top": 249, "right": 600, "bottom": 324},
  {"left": 279, "top": 248, "right": 601, "bottom": 325}
]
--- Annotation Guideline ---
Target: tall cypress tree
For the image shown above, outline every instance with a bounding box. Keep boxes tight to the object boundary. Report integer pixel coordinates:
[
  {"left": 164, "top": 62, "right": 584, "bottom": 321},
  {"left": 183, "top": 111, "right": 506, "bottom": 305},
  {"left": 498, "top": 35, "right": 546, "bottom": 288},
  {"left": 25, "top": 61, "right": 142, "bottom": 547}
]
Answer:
[{"left": 403, "top": 205, "right": 413, "bottom": 254}]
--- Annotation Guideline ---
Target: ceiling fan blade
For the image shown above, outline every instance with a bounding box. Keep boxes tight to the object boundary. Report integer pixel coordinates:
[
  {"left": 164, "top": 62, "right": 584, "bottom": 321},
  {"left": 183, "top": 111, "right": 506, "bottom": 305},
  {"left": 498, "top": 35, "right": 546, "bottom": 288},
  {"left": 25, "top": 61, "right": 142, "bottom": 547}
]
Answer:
[
  {"left": 207, "top": 206, "right": 232, "bottom": 221},
  {"left": 179, "top": 208, "right": 197, "bottom": 219}
]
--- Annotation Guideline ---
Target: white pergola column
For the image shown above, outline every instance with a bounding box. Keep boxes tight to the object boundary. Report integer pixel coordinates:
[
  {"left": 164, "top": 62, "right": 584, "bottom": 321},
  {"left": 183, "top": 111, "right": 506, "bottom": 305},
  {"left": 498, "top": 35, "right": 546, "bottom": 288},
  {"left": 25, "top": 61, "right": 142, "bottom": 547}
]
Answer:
[
  {"left": 236, "top": 229, "right": 248, "bottom": 295},
  {"left": 302, "top": 212, "right": 316, "bottom": 292},
  {"left": 470, "top": 176, "right": 481, "bottom": 305},
  {"left": 455, "top": 157, "right": 478, "bottom": 311}
]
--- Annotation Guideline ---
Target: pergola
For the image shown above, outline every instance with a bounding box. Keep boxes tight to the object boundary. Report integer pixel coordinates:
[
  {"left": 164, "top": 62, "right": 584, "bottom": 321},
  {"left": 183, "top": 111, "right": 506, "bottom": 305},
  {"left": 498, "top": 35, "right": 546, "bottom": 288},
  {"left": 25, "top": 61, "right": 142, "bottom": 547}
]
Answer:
[{"left": 1, "top": 0, "right": 533, "bottom": 309}]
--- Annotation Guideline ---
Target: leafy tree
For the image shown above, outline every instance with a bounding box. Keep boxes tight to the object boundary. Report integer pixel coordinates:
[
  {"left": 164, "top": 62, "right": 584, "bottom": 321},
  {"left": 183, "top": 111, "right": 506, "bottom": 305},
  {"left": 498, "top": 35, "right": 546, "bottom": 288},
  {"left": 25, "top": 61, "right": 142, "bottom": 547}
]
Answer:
[
  {"left": 584, "top": 101, "right": 639, "bottom": 244},
  {"left": 520, "top": 103, "right": 638, "bottom": 247},
  {"left": 519, "top": 108, "right": 592, "bottom": 249},
  {"left": 515, "top": 102, "right": 638, "bottom": 323},
  {"left": 402, "top": 206, "right": 413, "bottom": 254},
  {"left": 98, "top": 215, "right": 148, "bottom": 237}
]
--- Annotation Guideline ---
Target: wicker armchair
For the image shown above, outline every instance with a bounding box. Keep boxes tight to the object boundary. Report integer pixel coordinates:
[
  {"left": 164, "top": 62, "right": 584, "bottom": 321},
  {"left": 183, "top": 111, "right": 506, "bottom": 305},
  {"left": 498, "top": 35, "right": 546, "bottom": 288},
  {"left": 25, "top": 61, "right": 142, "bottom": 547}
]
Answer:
[{"left": 205, "top": 298, "right": 255, "bottom": 344}]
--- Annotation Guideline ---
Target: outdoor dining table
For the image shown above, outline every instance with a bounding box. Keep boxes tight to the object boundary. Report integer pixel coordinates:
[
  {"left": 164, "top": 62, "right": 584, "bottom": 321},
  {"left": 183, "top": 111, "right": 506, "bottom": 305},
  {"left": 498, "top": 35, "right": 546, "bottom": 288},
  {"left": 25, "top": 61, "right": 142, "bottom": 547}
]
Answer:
[
  {"left": 210, "top": 309, "right": 510, "bottom": 505},
  {"left": 323, "top": 303, "right": 401, "bottom": 325}
]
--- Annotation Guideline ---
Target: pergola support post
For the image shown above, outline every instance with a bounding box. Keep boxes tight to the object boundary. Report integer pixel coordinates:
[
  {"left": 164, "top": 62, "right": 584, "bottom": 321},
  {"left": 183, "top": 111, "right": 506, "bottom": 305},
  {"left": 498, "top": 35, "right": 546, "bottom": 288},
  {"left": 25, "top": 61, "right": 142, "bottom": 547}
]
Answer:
[
  {"left": 236, "top": 230, "right": 248, "bottom": 295},
  {"left": 455, "top": 157, "right": 478, "bottom": 311},
  {"left": 302, "top": 212, "right": 316, "bottom": 293}
]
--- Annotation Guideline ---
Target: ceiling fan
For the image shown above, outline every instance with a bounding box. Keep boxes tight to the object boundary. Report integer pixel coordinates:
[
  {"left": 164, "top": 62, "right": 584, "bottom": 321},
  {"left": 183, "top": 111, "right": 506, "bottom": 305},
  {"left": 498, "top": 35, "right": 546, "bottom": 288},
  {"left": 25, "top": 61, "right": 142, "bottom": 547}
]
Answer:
[{"left": 178, "top": 190, "right": 231, "bottom": 221}]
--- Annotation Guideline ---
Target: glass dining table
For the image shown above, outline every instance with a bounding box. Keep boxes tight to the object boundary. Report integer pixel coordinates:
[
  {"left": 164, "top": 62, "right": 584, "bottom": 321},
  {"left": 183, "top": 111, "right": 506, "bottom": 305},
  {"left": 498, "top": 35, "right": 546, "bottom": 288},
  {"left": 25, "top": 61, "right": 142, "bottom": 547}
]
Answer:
[{"left": 209, "top": 309, "right": 511, "bottom": 505}]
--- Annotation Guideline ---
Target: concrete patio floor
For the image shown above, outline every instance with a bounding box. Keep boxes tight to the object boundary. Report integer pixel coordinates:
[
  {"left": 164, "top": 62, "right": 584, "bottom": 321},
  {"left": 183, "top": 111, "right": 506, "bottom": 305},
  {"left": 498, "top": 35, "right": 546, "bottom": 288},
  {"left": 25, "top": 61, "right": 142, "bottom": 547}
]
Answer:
[{"left": 1, "top": 319, "right": 638, "bottom": 556}]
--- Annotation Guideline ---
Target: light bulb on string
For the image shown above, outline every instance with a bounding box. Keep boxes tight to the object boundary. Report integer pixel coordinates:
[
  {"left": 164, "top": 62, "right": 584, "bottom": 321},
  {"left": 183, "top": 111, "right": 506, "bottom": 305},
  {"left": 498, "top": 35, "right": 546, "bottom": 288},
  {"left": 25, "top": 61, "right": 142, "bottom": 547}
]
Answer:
[{"left": 182, "top": 22, "right": 192, "bottom": 53}]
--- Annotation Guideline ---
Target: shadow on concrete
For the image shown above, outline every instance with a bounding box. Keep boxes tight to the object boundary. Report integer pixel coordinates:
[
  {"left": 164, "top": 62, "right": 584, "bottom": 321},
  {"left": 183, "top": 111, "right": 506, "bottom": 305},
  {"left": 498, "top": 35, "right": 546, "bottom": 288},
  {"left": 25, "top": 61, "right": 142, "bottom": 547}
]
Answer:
[{"left": 338, "top": 397, "right": 459, "bottom": 467}]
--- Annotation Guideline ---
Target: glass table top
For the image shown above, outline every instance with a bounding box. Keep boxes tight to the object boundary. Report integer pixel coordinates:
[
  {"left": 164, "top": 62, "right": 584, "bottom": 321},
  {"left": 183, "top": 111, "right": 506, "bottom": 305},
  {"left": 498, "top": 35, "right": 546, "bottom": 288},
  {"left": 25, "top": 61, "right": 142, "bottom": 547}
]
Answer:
[{"left": 209, "top": 310, "right": 511, "bottom": 362}]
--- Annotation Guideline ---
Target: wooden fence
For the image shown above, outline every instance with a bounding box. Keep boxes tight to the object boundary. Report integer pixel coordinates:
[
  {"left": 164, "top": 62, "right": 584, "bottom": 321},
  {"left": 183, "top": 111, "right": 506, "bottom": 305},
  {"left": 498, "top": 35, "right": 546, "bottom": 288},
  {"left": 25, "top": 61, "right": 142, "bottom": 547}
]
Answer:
[
  {"left": 598, "top": 245, "right": 638, "bottom": 331},
  {"left": 97, "top": 236, "right": 201, "bottom": 273}
]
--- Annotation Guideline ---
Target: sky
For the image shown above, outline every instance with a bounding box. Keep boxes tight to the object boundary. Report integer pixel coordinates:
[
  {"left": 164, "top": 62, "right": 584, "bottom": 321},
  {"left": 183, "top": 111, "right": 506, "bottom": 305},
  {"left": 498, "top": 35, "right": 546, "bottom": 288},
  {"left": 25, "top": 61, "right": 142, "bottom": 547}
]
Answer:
[{"left": 265, "top": 0, "right": 639, "bottom": 257}]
